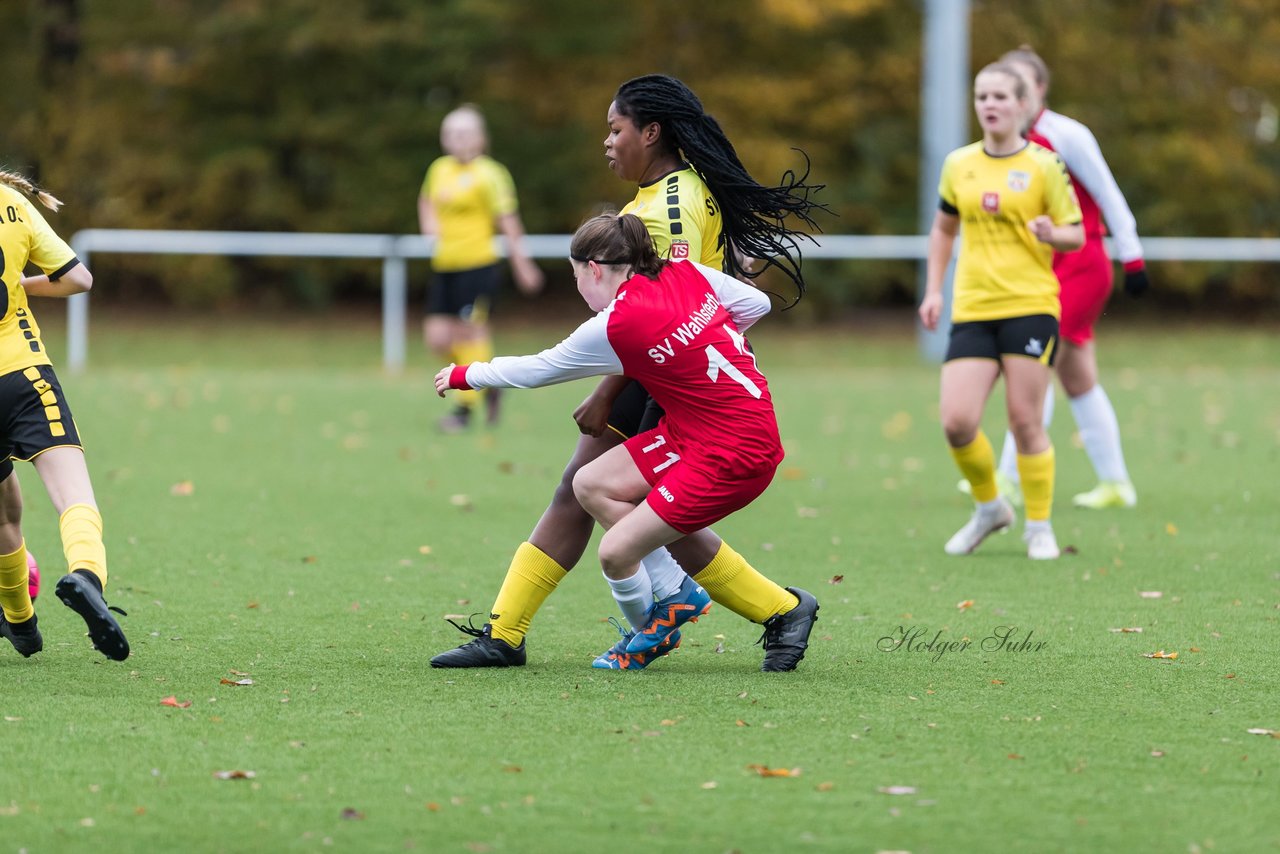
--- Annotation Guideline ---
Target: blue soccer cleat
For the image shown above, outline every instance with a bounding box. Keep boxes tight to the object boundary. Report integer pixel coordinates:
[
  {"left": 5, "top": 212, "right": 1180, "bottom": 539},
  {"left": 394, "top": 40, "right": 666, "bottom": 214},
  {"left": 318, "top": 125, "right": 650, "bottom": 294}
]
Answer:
[
  {"left": 625, "top": 576, "right": 710, "bottom": 655},
  {"left": 592, "top": 618, "right": 680, "bottom": 670}
]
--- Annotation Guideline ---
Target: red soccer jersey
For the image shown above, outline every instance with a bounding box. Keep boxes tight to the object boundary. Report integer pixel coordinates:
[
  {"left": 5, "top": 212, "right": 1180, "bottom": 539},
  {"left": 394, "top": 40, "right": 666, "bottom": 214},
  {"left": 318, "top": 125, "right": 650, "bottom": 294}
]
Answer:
[
  {"left": 607, "top": 260, "right": 782, "bottom": 476},
  {"left": 453, "top": 260, "right": 782, "bottom": 476}
]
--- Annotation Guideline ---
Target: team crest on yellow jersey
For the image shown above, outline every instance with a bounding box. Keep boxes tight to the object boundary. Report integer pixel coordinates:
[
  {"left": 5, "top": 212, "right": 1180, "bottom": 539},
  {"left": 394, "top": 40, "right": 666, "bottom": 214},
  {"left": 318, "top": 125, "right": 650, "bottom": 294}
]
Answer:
[
  {"left": 982, "top": 192, "right": 1000, "bottom": 213},
  {"left": 669, "top": 240, "right": 690, "bottom": 259},
  {"left": 1007, "top": 170, "right": 1030, "bottom": 192}
]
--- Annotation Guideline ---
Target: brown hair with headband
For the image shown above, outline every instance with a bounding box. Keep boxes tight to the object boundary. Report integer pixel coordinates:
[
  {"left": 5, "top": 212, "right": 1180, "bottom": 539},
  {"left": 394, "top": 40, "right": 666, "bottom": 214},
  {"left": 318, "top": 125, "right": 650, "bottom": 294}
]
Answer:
[{"left": 570, "top": 213, "right": 666, "bottom": 280}]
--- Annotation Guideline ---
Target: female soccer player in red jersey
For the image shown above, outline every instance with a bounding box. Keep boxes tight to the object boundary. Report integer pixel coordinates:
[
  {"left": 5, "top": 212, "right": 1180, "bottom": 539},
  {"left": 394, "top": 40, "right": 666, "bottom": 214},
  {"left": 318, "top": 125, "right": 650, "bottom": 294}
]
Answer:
[
  {"left": 0, "top": 171, "right": 129, "bottom": 660},
  {"left": 919, "top": 64, "right": 1084, "bottom": 561},
  {"left": 436, "top": 214, "right": 789, "bottom": 669},
  {"left": 992, "top": 47, "right": 1146, "bottom": 510},
  {"left": 430, "top": 75, "right": 823, "bottom": 672}
]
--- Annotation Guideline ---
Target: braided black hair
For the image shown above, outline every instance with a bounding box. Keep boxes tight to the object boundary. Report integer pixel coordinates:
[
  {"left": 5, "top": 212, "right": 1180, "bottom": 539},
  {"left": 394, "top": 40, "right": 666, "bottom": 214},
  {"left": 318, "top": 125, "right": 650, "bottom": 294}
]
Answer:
[{"left": 614, "top": 74, "right": 827, "bottom": 308}]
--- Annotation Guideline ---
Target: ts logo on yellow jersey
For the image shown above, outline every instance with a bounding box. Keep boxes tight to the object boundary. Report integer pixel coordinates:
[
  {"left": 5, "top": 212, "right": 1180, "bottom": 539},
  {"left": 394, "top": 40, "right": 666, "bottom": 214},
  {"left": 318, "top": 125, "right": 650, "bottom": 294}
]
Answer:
[{"left": 669, "top": 240, "right": 690, "bottom": 259}]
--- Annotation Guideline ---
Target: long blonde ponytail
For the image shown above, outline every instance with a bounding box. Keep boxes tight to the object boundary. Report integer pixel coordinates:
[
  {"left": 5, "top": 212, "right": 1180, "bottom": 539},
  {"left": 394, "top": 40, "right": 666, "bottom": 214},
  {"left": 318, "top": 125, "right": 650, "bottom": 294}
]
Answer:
[{"left": 0, "top": 170, "right": 63, "bottom": 212}]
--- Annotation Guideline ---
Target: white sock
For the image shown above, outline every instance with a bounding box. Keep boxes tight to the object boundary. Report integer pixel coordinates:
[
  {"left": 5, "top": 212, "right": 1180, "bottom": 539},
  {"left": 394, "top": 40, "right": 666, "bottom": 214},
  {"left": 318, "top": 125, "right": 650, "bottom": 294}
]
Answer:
[
  {"left": 1069, "top": 384, "right": 1130, "bottom": 483},
  {"left": 639, "top": 548, "right": 685, "bottom": 601},
  {"left": 605, "top": 567, "right": 653, "bottom": 631},
  {"left": 1025, "top": 518, "right": 1052, "bottom": 534},
  {"left": 998, "top": 386, "right": 1054, "bottom": 483}
]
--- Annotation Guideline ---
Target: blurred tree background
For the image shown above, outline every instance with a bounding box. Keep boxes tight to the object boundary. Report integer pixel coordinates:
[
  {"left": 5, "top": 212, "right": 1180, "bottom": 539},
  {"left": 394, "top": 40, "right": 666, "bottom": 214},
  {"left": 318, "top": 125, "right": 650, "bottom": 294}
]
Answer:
[{"left": 1, "top": 0, "right": 1276, "bottom": 315}]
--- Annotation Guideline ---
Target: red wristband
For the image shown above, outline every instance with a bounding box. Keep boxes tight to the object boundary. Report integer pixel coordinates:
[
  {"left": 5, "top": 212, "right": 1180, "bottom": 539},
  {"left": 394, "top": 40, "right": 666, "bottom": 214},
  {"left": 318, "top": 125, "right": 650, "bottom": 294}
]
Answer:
[
  {"left": 449, "top": 364, "right": 473, "bottom": 390},
  {"left": 1122, "top": 259, "right": 1145, "bottom": 274}
]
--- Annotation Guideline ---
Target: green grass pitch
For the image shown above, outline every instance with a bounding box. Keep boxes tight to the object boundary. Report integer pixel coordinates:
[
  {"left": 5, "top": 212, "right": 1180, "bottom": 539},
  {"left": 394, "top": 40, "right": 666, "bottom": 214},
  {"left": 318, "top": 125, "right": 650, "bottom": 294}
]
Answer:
[{"left": 3, "top": 312, "right": 1277, "bottom": 852}]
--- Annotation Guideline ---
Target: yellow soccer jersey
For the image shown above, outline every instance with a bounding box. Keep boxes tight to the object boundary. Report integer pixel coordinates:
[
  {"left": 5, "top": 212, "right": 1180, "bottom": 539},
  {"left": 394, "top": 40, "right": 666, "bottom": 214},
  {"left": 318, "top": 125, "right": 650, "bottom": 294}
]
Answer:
[
  {"left": 622, "top": 166, "right": 724, "bottom": 269},
  {"left": 0, "top": 185, "right": 77, "bottom": 375},
  {"left": 421, "top": 155, "right": 519, "bottom": 272},
  {"left": 939, "top": 141, "right": 1082, "bottom": 322}
]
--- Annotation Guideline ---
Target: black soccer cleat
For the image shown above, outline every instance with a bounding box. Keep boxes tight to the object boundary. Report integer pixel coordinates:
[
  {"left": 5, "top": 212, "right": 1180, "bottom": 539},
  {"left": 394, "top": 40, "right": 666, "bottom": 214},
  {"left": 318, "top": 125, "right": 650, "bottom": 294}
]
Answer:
[
  {"left": 55, "top": 570, "right": 130, "bottom": 661},
  {"left": 758, "top": 587, "right": 819, "bottom": 672},
  {"left": 0, "top": 612, "right": 43, "bottom": 658},
  {"left": 430, "top": 619, "right": 526, "bottom": 668}
]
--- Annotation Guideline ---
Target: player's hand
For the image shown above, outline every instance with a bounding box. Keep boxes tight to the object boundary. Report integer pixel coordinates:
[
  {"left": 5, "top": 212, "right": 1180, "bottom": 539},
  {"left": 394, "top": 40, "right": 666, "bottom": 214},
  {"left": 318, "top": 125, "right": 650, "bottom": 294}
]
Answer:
[
  {"left": 434, "top": 365, "right": 455, "bottom": 397},
  {"left": 1123, "top": 268, "right": 1150, "bottom": 298},
  {"left": 572, "top": 391, "right": 612, "bottom": 437},
  {"left": 1028, "top": 215, "right": 1055, "bottom": 244},
  {"left": 918, "top": 293, "right": 944, "bottom": 332},
  {"left": 514, "top": 258, "right": 545, "bottom": 296}
]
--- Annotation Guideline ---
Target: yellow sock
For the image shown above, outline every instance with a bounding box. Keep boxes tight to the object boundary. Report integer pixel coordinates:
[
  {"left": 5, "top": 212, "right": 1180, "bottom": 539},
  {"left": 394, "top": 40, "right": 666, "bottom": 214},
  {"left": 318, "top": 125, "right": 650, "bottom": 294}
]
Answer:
[
  {"left": 1017, "top": 446, "right": 1056, "bottom": 522},
  {"left": 489, "top": 542, "right": 568, "bottom": 646},
  {"left": 693, "top": 541, "right": 796, "bottom": 624},
  {"left": 60, "top": 503, "right": 108, "bottom": 589},
  {"left": 951, "top": 431, "right": 998, "bottom": 503},
  {"left": 451, "top": 339, "right": 494, "bottom": 411},
  {"left": 0, "top": 541, "right": 33, "bottom": 624}
]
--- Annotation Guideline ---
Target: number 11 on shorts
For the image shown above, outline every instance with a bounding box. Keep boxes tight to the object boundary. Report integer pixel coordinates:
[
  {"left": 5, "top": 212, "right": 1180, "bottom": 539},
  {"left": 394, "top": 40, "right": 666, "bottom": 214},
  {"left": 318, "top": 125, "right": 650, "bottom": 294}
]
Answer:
[{"left": 641, "top": 433, "right": 681, "bottom": 474}]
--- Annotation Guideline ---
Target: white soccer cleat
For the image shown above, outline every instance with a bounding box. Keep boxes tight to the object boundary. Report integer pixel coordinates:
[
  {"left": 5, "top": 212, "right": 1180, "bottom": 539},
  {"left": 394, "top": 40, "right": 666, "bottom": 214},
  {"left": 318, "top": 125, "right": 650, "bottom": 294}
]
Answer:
[
  {"left": 944, "top": 498, "right": 1016, "bottom": 555},
  {"left": 1072, "top": 481, "right": 1137, "bottom": 509},
  {"left": 1023, "top": 526, "right": 1061, "bottom": 560}
]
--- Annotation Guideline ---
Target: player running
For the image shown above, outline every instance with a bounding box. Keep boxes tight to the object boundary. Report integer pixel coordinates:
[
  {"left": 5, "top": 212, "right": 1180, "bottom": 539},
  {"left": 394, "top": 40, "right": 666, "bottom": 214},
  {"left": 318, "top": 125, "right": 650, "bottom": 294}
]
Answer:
[{"left": 0, "top": 171, "right": 129, "bottom": 660}]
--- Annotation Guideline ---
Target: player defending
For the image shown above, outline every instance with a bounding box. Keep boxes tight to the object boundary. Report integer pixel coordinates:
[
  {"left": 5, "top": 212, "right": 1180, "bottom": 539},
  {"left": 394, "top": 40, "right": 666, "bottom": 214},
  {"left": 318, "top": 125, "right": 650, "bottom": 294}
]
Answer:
[{"left": 0, "top": 171, "right": 129, "bottom": 660}]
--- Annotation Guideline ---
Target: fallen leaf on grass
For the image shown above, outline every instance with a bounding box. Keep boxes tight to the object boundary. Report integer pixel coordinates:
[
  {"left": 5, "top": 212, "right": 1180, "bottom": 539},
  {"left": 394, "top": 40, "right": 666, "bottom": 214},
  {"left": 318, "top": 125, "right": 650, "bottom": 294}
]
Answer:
[
  {"left": 1139, "top": 591, "right": 1163, "bottom": 599},
  {"left": 990, "top": 679, "right": 1005, "bottom": 685},
  {"left": 747, "top": 764, "right": 800, "bottom": 778},
  {"left": 4, "top": 716, "right": 22, "bottom": 722},
  {"left": 340, "top": 808, "right": 365, "bottom": 821},
  {"left": 1062, "top": 545, "right": 1079, "bottom": 555},
  {"left": 956, "top": 599, "right": 974, "bottom": 611},
  {"left": 426, "top": 802, "right": 441, "bottom": 812},
  {"left": 1109, "top": 627, "right": 1143, "bottom": 633},
  {"left": 736, "top": 720, "right": 750, "bottom": 727},
  {"left": 501, "top": 766, "right": 522, "bottom": 773},
  {"left": 1008, "top": 753, "right": 1024, "bottom": 760},
  {"left": 449, "top": 494, "right": 473, "bottom": 509},
  {"left": 1246, "top": 728, "right": 1279, "bottom": 738},
  {"left": 159, "top": 696, "right": 192, "bottom": 709},
  {"left": 876, "top": 786, "right": 916, "bottom": 795},
  {"left": 212, "top": 770, "right": 256, "bottom": 780},
  {"left": 1224, "top": 673, "right": 1236, "bottom": 678},
  {"left": 700, "top": 781, "right": 718, "bottom": 789},
  {"left": 1165, "top": 523, "right": 1178, "bottom": 536},
  {"left": 418, "top": 545, "right": 433, "bottom": 555},
  {"left": 816, "top": 782, "right": 835, "bottom": 791},
  {"left": 1150, "top": 750, "right": 1165, "bottom": 757},
  {"left": 219, "top": 678, "right": 254, "bottom": 686},
  {"left": 229, "top": 669, "right": 251, "bottom": 677},
  {"left": 1142, "top": 650, "right": 1178, "bottom": 660},
  {"left": 301, "top": 555, "right": 318, "bottom": 564},
  {"left": 169, "top": 481, "right": 195, "bottom": 496},
  {"left": 829, "top": 575, "right": 844, "bottom": 584}
]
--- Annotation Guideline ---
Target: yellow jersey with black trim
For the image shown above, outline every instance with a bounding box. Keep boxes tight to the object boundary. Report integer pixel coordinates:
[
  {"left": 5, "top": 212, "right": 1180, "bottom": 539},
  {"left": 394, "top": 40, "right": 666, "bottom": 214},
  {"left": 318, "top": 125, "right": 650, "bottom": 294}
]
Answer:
[
  {"left": 939, "top": 141, "right": 1082, "bottom": 322},
  {"left": 421, "top": 154, "right": 519, "bottom": 272},
  {"left": 621, "top": 166, "right": 724, "bottom": 269},
  {"left": 0, "top": 185, "right": 77, "bottom": 376}
]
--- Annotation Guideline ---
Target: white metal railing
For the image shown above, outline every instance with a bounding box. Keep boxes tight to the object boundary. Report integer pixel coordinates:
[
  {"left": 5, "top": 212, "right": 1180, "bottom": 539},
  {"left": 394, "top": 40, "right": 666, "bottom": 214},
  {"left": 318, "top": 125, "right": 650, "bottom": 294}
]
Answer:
[{"left": 67, "top": 229, "right": 1280, "bottom": 372}]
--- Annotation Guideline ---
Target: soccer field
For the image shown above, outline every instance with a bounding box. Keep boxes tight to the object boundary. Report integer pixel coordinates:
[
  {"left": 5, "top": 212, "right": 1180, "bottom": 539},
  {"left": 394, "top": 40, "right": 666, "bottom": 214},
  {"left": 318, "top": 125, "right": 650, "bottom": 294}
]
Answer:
[{"left": 5, "top": 314, "right": 1278, "bottom": 853}]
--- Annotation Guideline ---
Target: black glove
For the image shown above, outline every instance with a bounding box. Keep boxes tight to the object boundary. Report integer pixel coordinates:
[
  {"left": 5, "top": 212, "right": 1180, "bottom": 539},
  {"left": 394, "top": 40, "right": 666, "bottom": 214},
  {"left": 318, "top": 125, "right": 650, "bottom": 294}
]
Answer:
[{"left": 1123, "top": 267, "right": 1149, "bottom": 298}]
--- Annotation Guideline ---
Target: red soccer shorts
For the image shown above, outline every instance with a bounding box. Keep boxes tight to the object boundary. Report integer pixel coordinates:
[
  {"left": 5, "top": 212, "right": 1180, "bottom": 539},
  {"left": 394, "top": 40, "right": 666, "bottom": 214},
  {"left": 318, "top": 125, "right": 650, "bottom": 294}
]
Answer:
[
  {"left": 1055, "top": 239, "right": 1114, "bottom": 346},
  {"left": 624, "top": 427, "right": 777, "bottom": 535}
]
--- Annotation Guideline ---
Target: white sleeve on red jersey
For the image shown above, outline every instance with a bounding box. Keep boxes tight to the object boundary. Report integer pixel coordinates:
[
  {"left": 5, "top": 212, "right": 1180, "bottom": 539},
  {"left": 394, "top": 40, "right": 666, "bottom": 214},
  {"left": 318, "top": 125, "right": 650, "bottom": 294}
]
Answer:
[
  {"left": 1036, "top": 109, "right": 1144, "bottom": 264},
  {"left": 462, "top": 309, "right": 623, "bottom": 389},
  {"left": 690, "top": 262, "right": 772, "bottom": 332}
]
